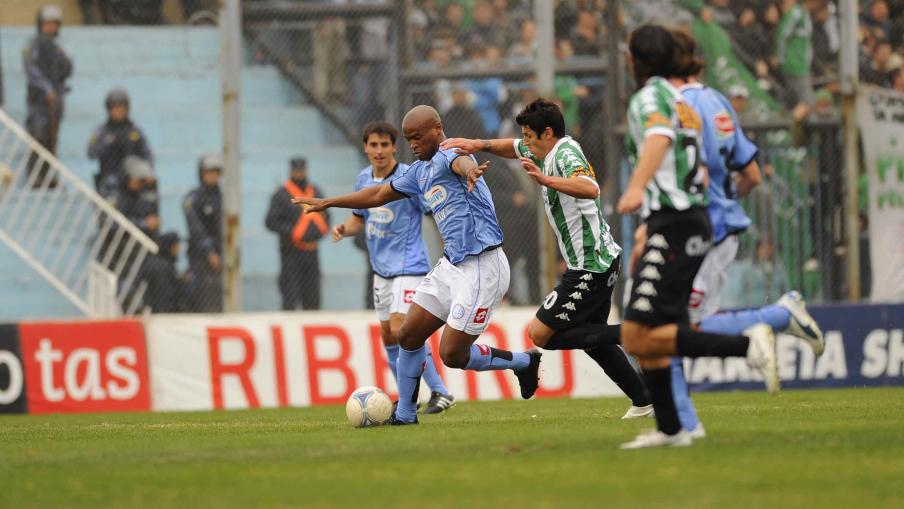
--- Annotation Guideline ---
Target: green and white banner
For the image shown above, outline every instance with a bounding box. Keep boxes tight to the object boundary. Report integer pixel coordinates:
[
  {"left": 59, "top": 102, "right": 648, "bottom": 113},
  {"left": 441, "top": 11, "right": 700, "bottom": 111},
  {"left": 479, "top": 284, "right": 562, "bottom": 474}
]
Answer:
[{"left": 858, "top": 85, "right": 904, "bottom": 302}]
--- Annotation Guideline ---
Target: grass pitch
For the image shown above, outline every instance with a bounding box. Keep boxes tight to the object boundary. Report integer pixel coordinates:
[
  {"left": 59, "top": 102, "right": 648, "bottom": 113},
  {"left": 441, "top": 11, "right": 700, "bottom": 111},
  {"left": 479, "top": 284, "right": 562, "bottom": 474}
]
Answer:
[{"left": 2, "top": 388, "right": 903, "bottom": 509}]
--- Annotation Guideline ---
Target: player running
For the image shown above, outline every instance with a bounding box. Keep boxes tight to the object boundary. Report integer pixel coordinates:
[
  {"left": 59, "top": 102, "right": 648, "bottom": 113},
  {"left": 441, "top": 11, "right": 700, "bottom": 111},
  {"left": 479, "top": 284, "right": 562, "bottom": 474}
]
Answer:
[
  {"left": 440, "top": 98, "right": 653, "bottom": 419},
  {"left": 331, "top": 122, "right": 455, "bottom": 414},
  {"left": 292, "top": 105, "right": 542, "bottom": 425},
  {"left": 615, "top": 25, "right": 778, "bottom": 449},
  {"left": 657, "top": 29, "right": 825, "bottom": 438}
]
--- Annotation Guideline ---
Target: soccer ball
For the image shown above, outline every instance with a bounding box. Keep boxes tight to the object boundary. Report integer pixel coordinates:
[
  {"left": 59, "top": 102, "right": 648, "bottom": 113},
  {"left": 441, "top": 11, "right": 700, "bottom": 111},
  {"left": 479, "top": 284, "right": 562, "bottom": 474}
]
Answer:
[{"left": 345, "top": 386, "right": 393, "bottom": 428}]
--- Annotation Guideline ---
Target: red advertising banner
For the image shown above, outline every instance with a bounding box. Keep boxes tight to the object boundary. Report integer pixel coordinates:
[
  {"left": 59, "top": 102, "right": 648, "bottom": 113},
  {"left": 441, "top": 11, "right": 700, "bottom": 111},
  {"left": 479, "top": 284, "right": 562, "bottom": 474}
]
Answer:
[{"left": 19, "top": 320, "right": 151, "bottom": 414}]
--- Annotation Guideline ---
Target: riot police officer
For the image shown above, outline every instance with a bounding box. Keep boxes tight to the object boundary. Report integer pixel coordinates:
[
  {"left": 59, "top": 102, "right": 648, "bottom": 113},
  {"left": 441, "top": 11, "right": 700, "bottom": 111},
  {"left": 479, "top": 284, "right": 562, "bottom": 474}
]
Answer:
[
  {"left": 88, "top": 87, "right": 154, "bottom": 196},
  {"left": 24, "top": 4, "right": 72, "bottom": 187},
  {"left": 183, "top": 154, "right": 223, "bottom": 312}
]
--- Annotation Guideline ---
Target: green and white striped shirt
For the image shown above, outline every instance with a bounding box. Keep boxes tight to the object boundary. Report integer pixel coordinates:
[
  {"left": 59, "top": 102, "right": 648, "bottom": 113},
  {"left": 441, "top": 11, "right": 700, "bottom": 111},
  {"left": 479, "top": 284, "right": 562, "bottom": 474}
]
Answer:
[
  {"left": 626, "top": 77, "right": 708, "bottom": 217},
  {"left": 514, "top": 136, "right": 621, "bottom": 273}
]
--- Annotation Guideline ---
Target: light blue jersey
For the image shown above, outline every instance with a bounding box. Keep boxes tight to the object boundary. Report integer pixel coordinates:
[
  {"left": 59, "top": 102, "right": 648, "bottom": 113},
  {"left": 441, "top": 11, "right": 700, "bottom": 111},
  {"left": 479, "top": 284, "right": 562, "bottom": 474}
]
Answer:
[
  {"left": 681, "top": 83, "right": 759, "bottom": 244},
  {"left": 390, "top": 148, "right": 504, "bottom": 264},
  {"left": 353, "top": 163, "right": 431, "bottom": 278}
]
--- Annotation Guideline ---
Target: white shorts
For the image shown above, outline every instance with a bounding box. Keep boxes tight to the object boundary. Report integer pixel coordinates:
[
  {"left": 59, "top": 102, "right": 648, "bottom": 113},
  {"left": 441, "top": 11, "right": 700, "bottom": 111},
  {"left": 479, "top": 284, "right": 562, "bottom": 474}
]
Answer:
[
  {"left": 413, "top": 248, "right": 510, "bottom": 335},
  {"left": 688, "top": 234, "right": 740, "bottom": 323},
  {"left": 373, "top": 274, "right": 423, "bottom": 322}
]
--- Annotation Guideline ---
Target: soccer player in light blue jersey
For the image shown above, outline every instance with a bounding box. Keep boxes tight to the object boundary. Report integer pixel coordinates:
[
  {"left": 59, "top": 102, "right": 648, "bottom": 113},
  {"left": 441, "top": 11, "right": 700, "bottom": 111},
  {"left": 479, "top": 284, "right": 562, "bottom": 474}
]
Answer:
[
  {"left": 663, "top": 29, "right": 825, "bottom": 437},
  {"left": 292, "top": 106, "right": 542, "bottom": 425},
  {"left": 331, "top": 122, "right": 454, "bottom": 414}
]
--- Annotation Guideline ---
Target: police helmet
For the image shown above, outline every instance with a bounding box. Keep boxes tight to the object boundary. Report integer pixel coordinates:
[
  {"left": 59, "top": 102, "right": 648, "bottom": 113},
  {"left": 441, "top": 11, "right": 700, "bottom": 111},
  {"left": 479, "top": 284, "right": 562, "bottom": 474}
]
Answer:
[
  {"left": 38, "top": 5, "right": 64, "bottom": 25},
  {"left": 105, "top": 87, "right": 130, "bottom": 111},
  {"left": 198, "top": 153, "right": 223, "bottom": 180}
]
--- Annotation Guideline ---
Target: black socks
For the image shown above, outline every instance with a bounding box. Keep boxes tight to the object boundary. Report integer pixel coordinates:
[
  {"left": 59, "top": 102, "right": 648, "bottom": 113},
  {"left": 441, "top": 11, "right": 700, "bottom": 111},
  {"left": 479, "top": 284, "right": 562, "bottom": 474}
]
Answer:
[
  {"left": 675, "top": 326, "right": 749, "bottom": 358},
  {"left": 584, "top": 345, "right": 651, "bottom": 407},
  {"left": 643, "top": 365, "right": 681, "bottom": 435}
]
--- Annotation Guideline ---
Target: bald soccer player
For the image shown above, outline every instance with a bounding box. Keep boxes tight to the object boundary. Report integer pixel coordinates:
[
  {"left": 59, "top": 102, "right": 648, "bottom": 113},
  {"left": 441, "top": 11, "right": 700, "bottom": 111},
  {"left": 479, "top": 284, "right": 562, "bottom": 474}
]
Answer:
[{"left": 292, "top": 106, "right": 542, "bottom": 425}]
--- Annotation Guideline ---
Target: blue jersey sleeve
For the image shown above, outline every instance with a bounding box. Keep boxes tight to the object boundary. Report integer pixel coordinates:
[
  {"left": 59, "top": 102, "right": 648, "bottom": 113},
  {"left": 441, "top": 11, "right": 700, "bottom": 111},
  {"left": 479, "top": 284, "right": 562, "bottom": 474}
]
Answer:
[
  {"left": 389, "top": 163, "right": 420, "bottom": 197},
  {"left": 717, "top": 92, "right": 758, "bottom": 170}
]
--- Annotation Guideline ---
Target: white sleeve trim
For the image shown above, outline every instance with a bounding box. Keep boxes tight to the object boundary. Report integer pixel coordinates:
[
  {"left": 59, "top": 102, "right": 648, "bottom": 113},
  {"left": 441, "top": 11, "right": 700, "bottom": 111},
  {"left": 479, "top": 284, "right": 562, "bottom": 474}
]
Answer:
[
  {"left": 577, "top": 175, "right": 600, "bottom": 189},
  {"left": 513, "top": 138, "right": 522, "bottom": 156},
  {"left": 644, "top": 126, "right": 676, "bottom": 141}
]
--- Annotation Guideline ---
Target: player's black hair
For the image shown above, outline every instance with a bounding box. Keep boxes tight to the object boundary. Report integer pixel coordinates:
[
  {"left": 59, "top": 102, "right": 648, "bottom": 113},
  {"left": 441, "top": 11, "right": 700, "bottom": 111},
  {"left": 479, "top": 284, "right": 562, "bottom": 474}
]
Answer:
[
  {"left": 515, "top": 98, "right": 566, "bottom": 139},
  {"left": 362, "top": 122, "right": 399, "bottom": 145},
  {"left": 628, "top": 25, "right": 675, "bottom": 85},
  {"left": 669, "top": 28, "right": 704, "bottom": 78}
]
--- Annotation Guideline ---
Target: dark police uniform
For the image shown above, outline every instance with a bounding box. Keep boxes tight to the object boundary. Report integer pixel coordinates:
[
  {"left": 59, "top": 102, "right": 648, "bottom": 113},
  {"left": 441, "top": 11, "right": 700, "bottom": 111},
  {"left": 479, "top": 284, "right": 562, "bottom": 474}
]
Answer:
[
  {"left": 88, "top": 120, "right": 153, "bottom": 195},
  {"left": 183, "top": 182, "right": 223, "bottom": 312}
]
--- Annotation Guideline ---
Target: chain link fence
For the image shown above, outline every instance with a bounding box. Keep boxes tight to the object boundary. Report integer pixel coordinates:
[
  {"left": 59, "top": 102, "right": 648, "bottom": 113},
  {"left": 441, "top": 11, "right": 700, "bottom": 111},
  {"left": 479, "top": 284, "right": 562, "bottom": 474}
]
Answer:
[{"left": 2, "top": 0, "right": 893, "bottom": 319}]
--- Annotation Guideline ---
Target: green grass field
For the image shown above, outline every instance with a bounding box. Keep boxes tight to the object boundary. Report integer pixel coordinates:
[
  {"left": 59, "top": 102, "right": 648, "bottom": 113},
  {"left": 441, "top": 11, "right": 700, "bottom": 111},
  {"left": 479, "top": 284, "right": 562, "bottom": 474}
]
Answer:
[{"left": 2, "top": 388, "right": 903, "bottom": 509}]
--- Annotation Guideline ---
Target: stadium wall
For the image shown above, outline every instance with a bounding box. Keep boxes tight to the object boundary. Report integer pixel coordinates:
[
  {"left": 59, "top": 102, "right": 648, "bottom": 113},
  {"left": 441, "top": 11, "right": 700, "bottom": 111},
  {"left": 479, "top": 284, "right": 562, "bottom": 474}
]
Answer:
[{"left": 1, "top": 304, "right": 903, "bottom": 415}]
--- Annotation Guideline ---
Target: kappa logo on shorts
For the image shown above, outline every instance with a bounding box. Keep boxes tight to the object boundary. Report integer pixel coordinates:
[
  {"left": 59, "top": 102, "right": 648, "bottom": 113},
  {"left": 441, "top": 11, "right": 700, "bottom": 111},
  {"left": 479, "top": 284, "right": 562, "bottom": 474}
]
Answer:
[
  {"left": 686, "top": 236, "right": 712, "bottom": 257},
  {"left": 639, "top": 266, "right": 662, "bottom": 281},
  {"left": 473, "top": 307, "right": 489, "bottom": 324},
  {"left": 647, "top": 234, "right": 669, "bottom": 249},
  {"left": 452, "top": 304, "right": 466, "bottom": 319},
  {"left": 608, "top": 271, "right": 619, "bottom": 287},
  {"left": 580, "top": 273, "right": 594, "bottom": 281},
  {"left": 643, "top": 250, "right": 666, "bottom": 265},
  {"left": 576, "top": 282, "right": 590, "bottom": 291},
  {"left": 563, "top": 302, "right": 577, "bottom": 311},
  {"left": 403, "top": 290, "right": 416, "bottom": 304},
  {"left": 556, "top": 313, "right": 571, "bottom": 322},
  {"left": 636, "top": 281, "right": 658, "bottom": 297},
  {"left": 543, "top": 291, "right": 558, "bottom": 310},
  {"left": 631, "top": 297, "right": 653, "bottom": 312},
  {"left": 569, "top": 291, "right": 583, "bottom": 301}
]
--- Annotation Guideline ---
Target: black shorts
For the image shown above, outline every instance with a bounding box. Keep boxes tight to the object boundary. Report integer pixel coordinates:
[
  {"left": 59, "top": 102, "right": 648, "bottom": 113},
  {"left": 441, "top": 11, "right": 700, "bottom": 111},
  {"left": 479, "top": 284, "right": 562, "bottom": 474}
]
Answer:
[
  {"left": 536, "top": 256, "right": 621, "bottom": 331},
  {"left": 624, "top": 208, "right": 712, "bottom": 327}
]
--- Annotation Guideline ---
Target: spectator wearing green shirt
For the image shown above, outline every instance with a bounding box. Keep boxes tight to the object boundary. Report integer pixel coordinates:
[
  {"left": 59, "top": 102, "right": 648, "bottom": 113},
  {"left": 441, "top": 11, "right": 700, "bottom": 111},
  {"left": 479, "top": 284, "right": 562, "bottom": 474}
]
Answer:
[{"left": 777, "top": 0, "right": 815, "bottom": 121}]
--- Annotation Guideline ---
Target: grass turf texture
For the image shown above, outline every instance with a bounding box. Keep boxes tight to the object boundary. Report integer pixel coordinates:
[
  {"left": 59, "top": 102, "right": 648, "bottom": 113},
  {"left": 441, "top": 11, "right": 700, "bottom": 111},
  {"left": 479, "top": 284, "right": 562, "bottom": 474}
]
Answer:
[{"left": 2, "top": 388, "right": 903, "bottom": 509}]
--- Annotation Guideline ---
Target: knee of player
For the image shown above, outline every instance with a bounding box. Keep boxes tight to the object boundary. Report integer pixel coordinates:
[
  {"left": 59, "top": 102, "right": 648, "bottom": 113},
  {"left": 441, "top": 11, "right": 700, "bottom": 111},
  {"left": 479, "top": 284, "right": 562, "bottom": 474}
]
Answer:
[
  {"left": 396, "top": 327, "right": 419, "bottom": 350},
  {"left": 527, "top": 327, "right": 549, "bottom": 348},
  {"left": 620, "top": 323, "right": 650, "bottom": 356},
  {"left": 439, "top": 344, "right": 469, "bottom": 369}
]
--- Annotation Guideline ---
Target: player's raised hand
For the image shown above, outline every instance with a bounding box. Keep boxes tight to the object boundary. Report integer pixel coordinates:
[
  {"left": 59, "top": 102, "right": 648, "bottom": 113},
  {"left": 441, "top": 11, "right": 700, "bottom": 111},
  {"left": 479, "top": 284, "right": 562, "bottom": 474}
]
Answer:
[
  {"left": 291, "top": 196, "right": 328, "bottom": 213},
  {"left": 331, "top": 224, "right": 346, "bottom": 243},
  {"left": 616, "top": 187, "right": 645, "bottom": 214},
  {"left": 441, "top": 138, "right": 483, "bottom": 155},
  {"left": 519, "top": 157, "right": 550, "bottom": 187},
  {"left": 466, "top": 160, "right": 491, "bottom": 192}
]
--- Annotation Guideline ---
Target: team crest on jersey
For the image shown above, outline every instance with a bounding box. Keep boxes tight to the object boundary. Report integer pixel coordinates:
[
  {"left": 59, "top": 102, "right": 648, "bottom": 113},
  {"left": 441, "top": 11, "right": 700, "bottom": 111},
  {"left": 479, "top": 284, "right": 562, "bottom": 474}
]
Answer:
[
  {"left": 713, "top": 111, "right": 735, "bottom": 139},
  {"left": 425, "top": 185, "right": 448, "bottom": 209},
  {"left": 543, "top": 291, "right": 558, "bottom": 310},
  {"left": 369, "top": 207, "right": 395, "bottom": 224}
]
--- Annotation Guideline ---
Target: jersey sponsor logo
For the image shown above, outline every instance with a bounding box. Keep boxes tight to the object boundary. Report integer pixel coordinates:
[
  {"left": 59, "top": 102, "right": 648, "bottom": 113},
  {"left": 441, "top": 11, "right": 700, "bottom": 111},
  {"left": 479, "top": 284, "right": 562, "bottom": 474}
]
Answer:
[
  {"left": 543, "top": 291, "right": 558, "bottom": 310},
  {"left": 685, "top": 236, "right": 712, "bottom": 257},
  {"left": 643, "top": 249, "right": 666, "bottom": 265},
  {"left": 631, "top": 298, "right": 653, "bottom": 312},
  {"left": 639, "top": 266, "right": 662, "bottom": 281},
  {"left": 713, "top": 111, "right": 735, "bottom": 139},
  {"left": 675, "top": 102, "right": 702, "bottom": 130},
  {"left": 580, "top": 273, "right": 594, "bottom": 281},
  {"left": 425, "top": 185, "right": 448, "bottom": 209},
  {"left": 569, "top": 291, "right": 583, "bottom": 301},
  {"left": 562, "top": 302, "right": 577, "bottom": 312},
  {"left": 636, "top": 281, "right": 658, "bottom": 297},
  {"left": 366, "top": 223, "right": 387, "bottom": 239},
  {"left": 403, "top": 290, "right": 416, "bottom": 304},
  {"left": 433, "top": 206, "right": 455, "bottom": 224},
  {"left": 556, "top": 313, "right": 571, "bottom": 322},
  {"left": 647, "top": 234, "right": 669, "bottom": 249},
  {"left": 368, "top": 207, "right": 395, "bottom": 224},
  {"left": 452, "top": 304, "right": 466, "bottom": 320},
  {"left": 473, "top": 308, "right": 489, "bottom": 324}
]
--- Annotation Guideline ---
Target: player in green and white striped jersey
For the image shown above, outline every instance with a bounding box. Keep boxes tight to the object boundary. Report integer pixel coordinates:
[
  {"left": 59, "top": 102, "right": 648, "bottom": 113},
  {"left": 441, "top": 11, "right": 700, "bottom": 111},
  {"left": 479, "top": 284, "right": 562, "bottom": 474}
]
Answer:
[{"left": 441, "top": 99, "right": 653, "bottom": 417}]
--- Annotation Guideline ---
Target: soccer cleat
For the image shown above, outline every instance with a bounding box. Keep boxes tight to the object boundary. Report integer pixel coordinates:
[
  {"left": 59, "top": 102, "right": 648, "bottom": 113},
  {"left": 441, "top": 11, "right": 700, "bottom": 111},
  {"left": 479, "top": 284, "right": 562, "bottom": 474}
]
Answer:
[
  {"left": 687, "top": 424, "right": 707, "bottom": 440},
  {"left": 514, "top": 349, "right": 543, "bottom": 399},
  {"left": 777, "top": 291, "right": 825, "bottom": 356},
  {"left": 620, "top": 429, "right": 693, "bottom": 450},
  {"left": 388, "top": 413, "right": 419, "bottom": 426},
  {"left": 621, "top": 404, "right": 655, "bottom": 420},
  {"left": 745, "top": 324, "right": 780, "bottom": 394},
  {"left": 423, "top": 392, "right": 455, "bottom": 414}
]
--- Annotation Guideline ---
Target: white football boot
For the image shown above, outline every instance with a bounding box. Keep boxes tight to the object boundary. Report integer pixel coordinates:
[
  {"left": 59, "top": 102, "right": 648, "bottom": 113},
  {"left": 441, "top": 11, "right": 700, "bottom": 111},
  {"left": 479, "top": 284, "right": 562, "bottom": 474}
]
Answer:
[
  {"left": 777, "top": 291, "right": 825, "bottom": 356},
  {"left": 745, "top": 324, "right": 780, "bottom": 394},
  {"left": 620, "top": 429, "right": 693, "bottom": 450},
  {"left": 621, "top": 404, "right": 655, "bottom": 420}
]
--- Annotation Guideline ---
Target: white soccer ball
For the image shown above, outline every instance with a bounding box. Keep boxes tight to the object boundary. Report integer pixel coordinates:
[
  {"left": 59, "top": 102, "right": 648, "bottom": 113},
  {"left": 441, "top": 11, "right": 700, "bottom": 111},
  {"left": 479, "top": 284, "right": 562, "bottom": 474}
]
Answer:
[{"left": 345, "top": 386, "right": 393, "bottom": 428}]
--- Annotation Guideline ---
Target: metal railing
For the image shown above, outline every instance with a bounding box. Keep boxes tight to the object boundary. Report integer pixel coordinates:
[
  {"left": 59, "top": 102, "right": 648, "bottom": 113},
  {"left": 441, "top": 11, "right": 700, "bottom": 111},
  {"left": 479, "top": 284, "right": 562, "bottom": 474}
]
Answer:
[{"left": 0, "top": 108, "right": 158, "bottom": 317}]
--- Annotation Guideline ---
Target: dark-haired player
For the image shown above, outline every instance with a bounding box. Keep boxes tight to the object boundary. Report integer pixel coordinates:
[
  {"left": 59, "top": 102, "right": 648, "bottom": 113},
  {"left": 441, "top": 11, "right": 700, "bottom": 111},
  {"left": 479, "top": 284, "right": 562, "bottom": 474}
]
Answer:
[
  {"left": 615, "top": 24, "right": 778, "bottom": 449},
  {"left": 292, "top": 106, "right": 542, "bottom": 425},
  {"left": 332, "top": 122, "right": 455, "bottom": 414},
  {"left": 441, "top": 99, "right": 653, "bottom": 419}
]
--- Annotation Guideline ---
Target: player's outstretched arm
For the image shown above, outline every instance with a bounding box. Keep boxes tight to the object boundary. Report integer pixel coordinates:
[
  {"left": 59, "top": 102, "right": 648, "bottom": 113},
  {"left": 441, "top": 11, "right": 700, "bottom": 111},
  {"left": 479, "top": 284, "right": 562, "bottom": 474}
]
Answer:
[
  {"left": 332, "top": 214, "right": 365, "bottom": 243},
  {"left": 616, "top": 134, "right": 671, "bottom": 214},
  {"left": 734, "top": 160, "right": 762, "bottom": 198},
  {"left": 440, "top": 138, "right": 518, "bottom": 159},
  {"left": 451, "top": 157, "right": 492, "bottom": 192},
  {"left": 291, "top": 183, "right": 403, "bottom": 213},
  {"left": 519, "top": 157, "right": 599, "bottom": 199}
]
